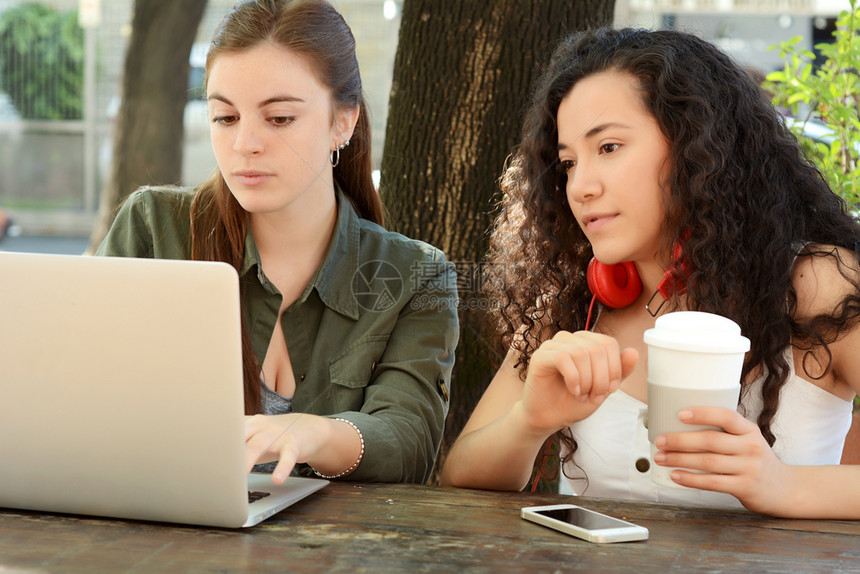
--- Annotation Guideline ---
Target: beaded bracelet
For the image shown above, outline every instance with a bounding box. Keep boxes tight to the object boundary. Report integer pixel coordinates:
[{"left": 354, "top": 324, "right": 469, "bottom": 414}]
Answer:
[{"left": 311, "top": 418, "right": 365, "bottom": 479}]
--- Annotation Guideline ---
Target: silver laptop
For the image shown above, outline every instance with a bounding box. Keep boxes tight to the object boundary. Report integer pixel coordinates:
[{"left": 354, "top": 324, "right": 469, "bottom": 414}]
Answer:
[{"left": 0, "top": 251, "right": 327, "bottom": 528}]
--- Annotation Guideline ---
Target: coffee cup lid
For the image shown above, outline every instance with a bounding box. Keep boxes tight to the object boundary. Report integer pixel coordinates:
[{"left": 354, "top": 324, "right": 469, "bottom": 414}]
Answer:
[{"left": 643, "top": 311, "right": 750, "bottom": 354}]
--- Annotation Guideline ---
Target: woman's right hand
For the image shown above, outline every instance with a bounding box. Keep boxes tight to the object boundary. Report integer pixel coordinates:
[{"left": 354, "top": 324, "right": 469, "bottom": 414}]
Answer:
[
  {"left": 440, "top": 330, "right": 638, "bottom": 490},
  {"left": 517, "top": 330, "right": 638, "bottom": 436}
]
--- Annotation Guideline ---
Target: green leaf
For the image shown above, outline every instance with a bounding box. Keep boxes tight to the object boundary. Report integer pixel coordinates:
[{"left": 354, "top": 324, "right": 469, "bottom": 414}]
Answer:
[{"left": 768, "top": 2, "right": 860, "bottom": 206}]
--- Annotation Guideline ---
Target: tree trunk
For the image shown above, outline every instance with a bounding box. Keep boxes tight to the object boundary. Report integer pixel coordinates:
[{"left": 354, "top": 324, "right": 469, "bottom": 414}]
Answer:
[
  {"left": 380, "top": 0, "right": 615, "bottom": 482},
  {"left": 87, "top": 0, "right": 208, "bottom": 254}
]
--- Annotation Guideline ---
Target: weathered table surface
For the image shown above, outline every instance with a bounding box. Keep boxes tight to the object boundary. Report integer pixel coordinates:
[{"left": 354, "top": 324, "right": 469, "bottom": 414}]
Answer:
[{"left": 1, "top": 482, "right": 858, "bottom": 573}]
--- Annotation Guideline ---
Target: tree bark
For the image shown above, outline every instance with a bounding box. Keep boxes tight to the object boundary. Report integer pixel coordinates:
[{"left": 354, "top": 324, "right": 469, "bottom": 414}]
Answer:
[
  {"left": 87, "top": 0, "right": 208, "bottom": 253},
  {"left": 380, "top": 0, "right": 615, "bottom": 481}
]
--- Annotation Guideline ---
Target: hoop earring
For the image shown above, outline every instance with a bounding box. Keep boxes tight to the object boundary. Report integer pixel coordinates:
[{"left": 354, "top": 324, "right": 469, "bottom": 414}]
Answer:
[
  {"left": 329, "top": 140, "right": 351, "bottom": 168},
  {"left": 330, "top": 148, "right": 340, "bottom": 167}
]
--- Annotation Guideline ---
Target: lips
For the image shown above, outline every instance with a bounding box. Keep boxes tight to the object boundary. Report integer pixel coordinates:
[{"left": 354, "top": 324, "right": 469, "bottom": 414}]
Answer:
[
  {"left": 582, "top": 212, "right": 618, "bottom": 232},
  {"left": 233, "top": 170, "right": 273, "bottom": 186}
]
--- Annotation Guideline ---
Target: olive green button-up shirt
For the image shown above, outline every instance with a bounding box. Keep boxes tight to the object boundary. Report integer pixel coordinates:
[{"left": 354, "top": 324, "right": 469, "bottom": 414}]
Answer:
[{"left": 96, "top": 187, "right": 459, "bottom": 483}]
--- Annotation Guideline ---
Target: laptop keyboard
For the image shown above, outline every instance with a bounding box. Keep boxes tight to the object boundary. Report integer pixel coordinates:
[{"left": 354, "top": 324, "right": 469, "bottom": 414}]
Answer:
[{"left": 248, "top": 490, "right": 271, "bottom": 504}]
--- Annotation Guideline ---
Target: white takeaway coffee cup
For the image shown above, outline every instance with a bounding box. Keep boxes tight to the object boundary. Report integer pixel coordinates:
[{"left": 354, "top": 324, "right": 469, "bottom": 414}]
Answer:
[{"left": 643, "top": 311, "right": 750, "bottom": 488}]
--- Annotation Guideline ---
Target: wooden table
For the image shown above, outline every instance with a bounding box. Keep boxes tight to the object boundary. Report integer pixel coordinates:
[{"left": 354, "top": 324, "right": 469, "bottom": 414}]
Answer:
[{"left": 1, "top": 482, "right": 857, "bottom": 573}]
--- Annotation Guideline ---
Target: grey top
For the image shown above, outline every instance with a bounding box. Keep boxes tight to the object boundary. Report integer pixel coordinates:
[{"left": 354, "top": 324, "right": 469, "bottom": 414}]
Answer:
[{"left": 251, "top": 384, "right": 294, "bottom": 475}]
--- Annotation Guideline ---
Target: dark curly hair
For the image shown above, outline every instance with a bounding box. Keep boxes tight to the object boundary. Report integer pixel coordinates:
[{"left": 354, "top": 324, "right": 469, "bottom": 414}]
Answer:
[{"left": 485, "top": 27, "right": 860, "bottom": 481}]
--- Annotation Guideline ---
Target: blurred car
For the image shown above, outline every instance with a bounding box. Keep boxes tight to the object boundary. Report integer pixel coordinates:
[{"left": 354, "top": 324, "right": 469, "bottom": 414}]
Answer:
[{"left": 0, "top": 93, "right": 19, "bottom": 122}]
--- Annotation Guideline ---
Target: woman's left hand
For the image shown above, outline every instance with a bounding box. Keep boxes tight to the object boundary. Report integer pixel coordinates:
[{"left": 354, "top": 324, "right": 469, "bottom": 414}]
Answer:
[{"left": 653, "top": 406, "right": 797, "bottom": 515}]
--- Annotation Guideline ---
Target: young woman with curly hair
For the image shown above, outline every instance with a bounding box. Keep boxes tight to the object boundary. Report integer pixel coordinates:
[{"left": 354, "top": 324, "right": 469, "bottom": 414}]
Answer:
[{"left": 441, "top": 27, "right": 860, "bottom": 518}]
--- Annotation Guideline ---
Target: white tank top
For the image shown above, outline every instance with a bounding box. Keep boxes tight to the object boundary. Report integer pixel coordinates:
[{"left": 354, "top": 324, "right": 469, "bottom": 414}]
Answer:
[{"left": 560, "top": 348, "right": 853, "bottom": 507}]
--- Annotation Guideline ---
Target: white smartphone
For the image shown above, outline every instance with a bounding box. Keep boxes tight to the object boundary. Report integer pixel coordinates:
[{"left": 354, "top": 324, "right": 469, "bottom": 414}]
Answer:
[{"left": 521, "top": 504, "right": 649, "bottom": 544}]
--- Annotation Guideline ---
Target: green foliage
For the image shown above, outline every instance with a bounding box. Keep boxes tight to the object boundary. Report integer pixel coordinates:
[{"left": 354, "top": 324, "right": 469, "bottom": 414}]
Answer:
[
  {"left": 0, "top": 3, "right": 84, "bottom": 120},
  {"left": 766, "top": 0, "right": 860, "bottom": 208}
]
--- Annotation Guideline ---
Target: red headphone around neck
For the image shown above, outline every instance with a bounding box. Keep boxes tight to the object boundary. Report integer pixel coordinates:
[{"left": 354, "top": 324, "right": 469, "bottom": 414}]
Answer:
[
  {"left": 586, "top": 259, "right": 643, "bottom": 308},
  {"left": 585, "top": 240, "right": 690, "bottom": 326}
]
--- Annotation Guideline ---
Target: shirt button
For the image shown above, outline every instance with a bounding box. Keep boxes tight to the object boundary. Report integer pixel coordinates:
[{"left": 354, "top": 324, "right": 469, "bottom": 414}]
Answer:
[{"left": 635, "top": 458, "right": 650, "bottom": 473}]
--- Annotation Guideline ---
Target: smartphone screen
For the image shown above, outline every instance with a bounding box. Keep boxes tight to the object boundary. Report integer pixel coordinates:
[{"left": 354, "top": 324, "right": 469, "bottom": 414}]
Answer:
[{"left": 535, "top": 507, "right": 634, "bottom": 530}]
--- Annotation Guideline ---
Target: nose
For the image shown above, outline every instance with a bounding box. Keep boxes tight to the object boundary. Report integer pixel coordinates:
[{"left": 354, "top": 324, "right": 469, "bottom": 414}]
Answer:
[
  {"left": 566, "top": 160, "right": 602, "bottom": 205},
  {"left": 233, "top": 117, "right": 264, "bottom": 156}
]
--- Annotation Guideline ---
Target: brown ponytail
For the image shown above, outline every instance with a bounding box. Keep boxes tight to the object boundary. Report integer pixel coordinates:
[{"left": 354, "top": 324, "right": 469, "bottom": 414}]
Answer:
[
  {"left": 190, "top": 173, "right": 261, "bottom": 414},
  {"left": 335, "top": 100, "right": 383, "bottom": 225}
]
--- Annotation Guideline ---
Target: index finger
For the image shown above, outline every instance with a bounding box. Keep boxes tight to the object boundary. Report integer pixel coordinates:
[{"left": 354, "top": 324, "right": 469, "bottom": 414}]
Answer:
[{"left": 272, "top": 454, "right": 297, "bottom": 484}]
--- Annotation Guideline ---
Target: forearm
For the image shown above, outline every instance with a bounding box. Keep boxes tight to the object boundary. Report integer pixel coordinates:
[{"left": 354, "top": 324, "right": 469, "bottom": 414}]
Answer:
[
  {"left": 440, "top": 401, "right": 552, "bottom": 491},
  {"left": 294, "top": 347, "right": 452, "bottom": 483},
  {"left": 305, "top": 417, "right": 363, "bottom": 479},
  {"left": 772, "top": 465, "right": 860, "bottom": 519},
  {"left": 332, "top": 402, "right": 445, "bottom": 483}
]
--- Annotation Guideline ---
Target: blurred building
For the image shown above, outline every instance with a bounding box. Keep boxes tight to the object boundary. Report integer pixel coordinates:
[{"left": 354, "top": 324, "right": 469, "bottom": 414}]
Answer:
[{"left": 617, "top": 0, "right": 850, "bottom": 73}]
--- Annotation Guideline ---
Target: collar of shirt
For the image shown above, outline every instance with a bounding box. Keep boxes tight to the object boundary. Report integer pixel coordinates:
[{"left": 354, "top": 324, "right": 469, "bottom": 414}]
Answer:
[{"left": 237, "top": 188, "right": 361, "bottom": 320}]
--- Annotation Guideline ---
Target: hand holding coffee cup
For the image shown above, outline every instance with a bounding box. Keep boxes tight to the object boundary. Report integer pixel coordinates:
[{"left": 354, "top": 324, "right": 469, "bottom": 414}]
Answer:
[{"left": 643, "top": 311, "right": 750, "bottom": 489}]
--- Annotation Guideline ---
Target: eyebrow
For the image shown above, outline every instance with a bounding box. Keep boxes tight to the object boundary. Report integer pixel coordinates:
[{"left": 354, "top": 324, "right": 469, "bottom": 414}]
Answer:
[
  {"left": 206, "top": 93, "right": 306, "bottom": 107},
  {"left": 557, "top": 121, "right": 632, "bottom": 151}
]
